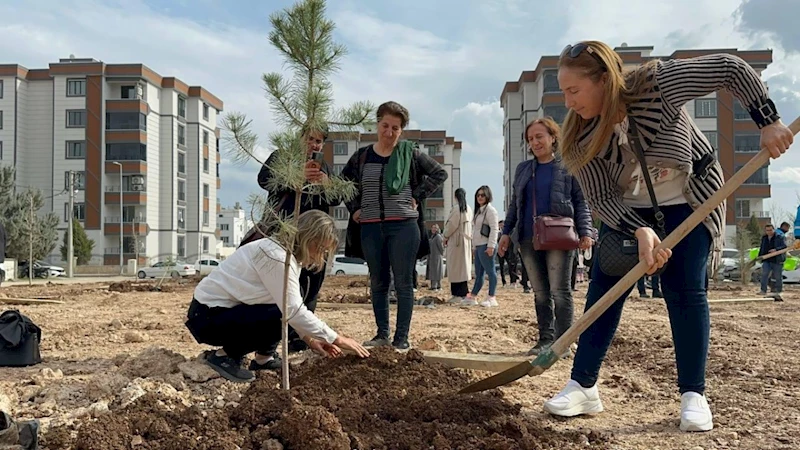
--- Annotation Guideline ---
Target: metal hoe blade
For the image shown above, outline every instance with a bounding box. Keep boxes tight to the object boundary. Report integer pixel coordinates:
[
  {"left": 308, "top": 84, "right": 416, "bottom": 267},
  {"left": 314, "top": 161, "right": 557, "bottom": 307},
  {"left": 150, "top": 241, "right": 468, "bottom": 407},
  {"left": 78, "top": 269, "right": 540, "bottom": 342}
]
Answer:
[{"left": 458, "top": 349, "right": 560, "bottom": 394}]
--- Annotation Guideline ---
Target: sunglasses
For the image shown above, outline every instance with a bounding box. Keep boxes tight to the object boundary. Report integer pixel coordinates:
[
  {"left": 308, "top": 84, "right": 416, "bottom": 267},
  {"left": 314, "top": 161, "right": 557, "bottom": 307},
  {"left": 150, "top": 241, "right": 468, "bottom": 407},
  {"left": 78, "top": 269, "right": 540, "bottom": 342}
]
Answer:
[
  {"left": 561, "top": 43, "right": 607, "bottom": 71},
  {"left": 477, "top": 193, "right": 487, "bottom": 198}
]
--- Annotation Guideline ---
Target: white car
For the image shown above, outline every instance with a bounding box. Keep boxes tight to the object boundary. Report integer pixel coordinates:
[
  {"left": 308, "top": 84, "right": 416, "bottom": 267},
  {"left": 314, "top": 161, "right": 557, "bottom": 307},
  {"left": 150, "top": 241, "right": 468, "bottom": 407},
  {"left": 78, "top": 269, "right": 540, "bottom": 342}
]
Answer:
[
  {"left": 195, "top": 258, "right": 221, "bottom": 275},
  {"left": 137, "top": 261, "right": 196, "bottom": 279},
  {"left": 330, "top": 255, "right": 369, "bottom": 276}
]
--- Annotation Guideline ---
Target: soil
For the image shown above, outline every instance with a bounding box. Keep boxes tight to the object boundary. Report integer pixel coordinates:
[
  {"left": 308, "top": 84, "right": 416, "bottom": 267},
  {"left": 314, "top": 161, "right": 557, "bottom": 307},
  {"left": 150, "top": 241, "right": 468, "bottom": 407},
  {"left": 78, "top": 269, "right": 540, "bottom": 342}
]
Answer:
[{"left": 0, "top": 275, "right": 798, "bottom": 449}]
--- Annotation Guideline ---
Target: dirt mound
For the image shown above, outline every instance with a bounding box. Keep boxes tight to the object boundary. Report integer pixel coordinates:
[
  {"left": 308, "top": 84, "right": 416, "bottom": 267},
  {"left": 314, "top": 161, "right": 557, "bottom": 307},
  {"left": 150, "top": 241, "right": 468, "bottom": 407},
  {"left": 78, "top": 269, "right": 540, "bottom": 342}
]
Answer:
[
  {"left": 51, "top": 348, "right": 614, "bottom": 449},
  {"left": 108, "top": 281, "right": 179, "bottom": 293},
  {"left": 319, "top": 292, "right": 371, "bottom": 303}
]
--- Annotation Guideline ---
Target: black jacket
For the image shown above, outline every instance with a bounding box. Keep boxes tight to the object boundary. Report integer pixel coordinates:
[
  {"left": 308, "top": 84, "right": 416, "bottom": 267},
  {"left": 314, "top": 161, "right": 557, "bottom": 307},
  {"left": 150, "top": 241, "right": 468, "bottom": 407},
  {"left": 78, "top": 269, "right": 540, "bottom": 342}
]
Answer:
[
  {"left": 759, "top": 233, "right": 787, "bottom": 263},
  {"left": 257, "top": 151, "right": 342, "bottom": 216}
]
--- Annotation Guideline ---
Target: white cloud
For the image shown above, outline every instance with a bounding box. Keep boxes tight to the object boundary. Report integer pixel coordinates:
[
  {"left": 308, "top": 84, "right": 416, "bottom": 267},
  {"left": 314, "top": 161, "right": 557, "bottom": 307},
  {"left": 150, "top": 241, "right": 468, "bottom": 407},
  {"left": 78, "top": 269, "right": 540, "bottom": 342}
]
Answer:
[{"left": 450, "top": 101, "right": 504, "bottom": 155}]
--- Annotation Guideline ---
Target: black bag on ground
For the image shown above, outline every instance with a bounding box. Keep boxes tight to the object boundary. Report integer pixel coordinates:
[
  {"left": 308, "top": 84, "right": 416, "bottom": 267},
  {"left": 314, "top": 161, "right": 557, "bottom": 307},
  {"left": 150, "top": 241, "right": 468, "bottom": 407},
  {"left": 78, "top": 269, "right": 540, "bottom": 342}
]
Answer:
[{"left": 0, "top": 310, "right": 42, "bottom": 367}]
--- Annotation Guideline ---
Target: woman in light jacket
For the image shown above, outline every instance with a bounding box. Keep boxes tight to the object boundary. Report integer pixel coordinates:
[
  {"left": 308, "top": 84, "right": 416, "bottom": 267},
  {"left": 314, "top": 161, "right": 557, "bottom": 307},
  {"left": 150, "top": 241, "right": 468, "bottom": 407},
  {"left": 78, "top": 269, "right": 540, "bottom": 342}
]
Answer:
[
  {"left": 443, "top": 187, "right": 473, "bottom": 303},
  {"left": 464, "top": 185, "right": 500, "bottom": 307},
  {"left": 498, "top": 117, "right": 594, "bottom": 357}
]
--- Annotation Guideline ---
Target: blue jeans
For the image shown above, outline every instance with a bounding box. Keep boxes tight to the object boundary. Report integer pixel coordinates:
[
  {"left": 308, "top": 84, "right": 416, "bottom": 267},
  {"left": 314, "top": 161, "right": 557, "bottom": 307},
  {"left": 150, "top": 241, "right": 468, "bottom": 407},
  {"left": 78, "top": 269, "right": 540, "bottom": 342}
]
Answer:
[
  {"left": 361, "top": 220, "right": 420, "bottom": 343},
  {"left": 471, "top": 244, "right": 498, "bottom": 296},
  {"left": 571, "top": 203, "right": 711, "bottom": 394},
  {"left": 761, "top": 261, "right": 783, "bottom": 293},
  {"left": 519, "top": 244, "right": 575, "bottom": 343}
]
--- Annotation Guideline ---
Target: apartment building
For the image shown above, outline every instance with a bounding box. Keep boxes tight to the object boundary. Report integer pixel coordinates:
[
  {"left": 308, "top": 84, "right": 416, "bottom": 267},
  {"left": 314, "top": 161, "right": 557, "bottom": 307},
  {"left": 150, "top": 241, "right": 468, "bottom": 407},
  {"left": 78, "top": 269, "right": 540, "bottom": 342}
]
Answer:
[
  {"left": 500, "top": 44, "right": 774, "bottom": 246},
  {"left": 217, "top": 202, "right": 253, "bottom": 248},
  {"left": 0, "top": 57, "right": 223, "bottom": 266},
  {"left": 324, "top": 130, "right": 462, "bottom": 251}
]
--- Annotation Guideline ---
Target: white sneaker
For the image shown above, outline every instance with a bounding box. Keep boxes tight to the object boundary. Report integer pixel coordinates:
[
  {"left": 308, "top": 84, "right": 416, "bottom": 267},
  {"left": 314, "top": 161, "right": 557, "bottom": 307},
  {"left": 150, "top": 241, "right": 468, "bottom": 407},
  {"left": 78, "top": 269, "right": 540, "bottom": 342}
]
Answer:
[
  {"left": 480, "top": 296, "right": 498, "bottom": 307},
  {"left": 680, "top": 392, "right": 713, "bottom": 432},
  {"left": 461, "top": 297, "right": 478, "bottom": 306},
  {"left": 544, "top": 380, "right": 604, "bottom": 417},
  {"left": 447, "top": 296, "right": 464, "bottom": 304}
]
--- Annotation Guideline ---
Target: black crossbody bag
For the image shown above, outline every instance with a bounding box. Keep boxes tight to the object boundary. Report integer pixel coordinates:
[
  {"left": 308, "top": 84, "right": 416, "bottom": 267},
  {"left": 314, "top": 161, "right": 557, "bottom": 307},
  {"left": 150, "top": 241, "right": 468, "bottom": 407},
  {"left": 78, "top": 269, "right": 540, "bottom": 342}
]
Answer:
[{"left": 596, "top": 118, "right": 668, "bottom": 277}]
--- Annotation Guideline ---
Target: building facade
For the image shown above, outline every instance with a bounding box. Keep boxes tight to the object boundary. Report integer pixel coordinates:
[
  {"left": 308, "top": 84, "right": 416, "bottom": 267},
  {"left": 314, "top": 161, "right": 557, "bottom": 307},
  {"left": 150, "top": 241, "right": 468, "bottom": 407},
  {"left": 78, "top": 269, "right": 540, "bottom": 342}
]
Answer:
[
  {"left": 217, "top": 202, "right": 253, "bottom": 248},
  {"left": 500, "top": 44, "right": 774, "bottom": 246},
  {"left": 0, "top": 57, "right": 223, "bottom": 266},
  {"left": 323, "top": 130, "right": 462, "bottom": 251}
]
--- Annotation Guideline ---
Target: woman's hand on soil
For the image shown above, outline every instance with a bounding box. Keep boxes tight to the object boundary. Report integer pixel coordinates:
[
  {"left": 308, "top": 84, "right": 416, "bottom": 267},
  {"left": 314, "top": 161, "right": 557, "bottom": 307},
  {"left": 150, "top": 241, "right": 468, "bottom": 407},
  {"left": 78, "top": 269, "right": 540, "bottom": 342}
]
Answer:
[
  {"left": 334, "top": 336, "right": 370, "bottom": 358},
  {"left": 308, "top": 339, "right": 342, "bottom": 358}
]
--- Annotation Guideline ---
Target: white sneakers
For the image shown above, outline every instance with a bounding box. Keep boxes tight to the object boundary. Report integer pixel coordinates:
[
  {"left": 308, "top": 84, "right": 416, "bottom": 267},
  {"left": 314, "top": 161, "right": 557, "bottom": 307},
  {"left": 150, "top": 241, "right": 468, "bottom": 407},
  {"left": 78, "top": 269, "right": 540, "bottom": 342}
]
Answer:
[
  {"left": 544, "top": 380, "right": 713, "bottom": 432},
  {"left": 679, "top": 392, "right": 714, "bottom": 432},
  {"left": 480, "top": 296, "right": 498, "bottom": 307},
  {"left": 543, "top": 380, "right": 604, "bottom": 417}
]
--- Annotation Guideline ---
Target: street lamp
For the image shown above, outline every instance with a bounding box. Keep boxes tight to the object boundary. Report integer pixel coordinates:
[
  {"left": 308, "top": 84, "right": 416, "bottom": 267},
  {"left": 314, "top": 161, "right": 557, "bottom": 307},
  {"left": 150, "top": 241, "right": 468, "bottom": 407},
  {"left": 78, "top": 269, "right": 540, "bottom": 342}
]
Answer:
[{"left": 112, "top": 161, "right": 124, "bottom": 276}]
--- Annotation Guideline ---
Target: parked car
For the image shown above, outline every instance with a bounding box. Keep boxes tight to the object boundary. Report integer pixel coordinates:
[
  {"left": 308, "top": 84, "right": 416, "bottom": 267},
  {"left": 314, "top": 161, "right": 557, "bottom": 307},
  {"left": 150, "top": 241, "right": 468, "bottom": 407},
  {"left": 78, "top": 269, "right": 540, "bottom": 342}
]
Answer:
[
  {"left": 18, "top": 260, "right": 65, "bottom": 279},
  {"left": 137, "top": 261, "right": 196, "bottom": 279},
  {"left": 330, "top": 255, "right": 369, "bottom": 276},
  {"left": 195, "top": 258, "right": 221, "bottom": 275}
]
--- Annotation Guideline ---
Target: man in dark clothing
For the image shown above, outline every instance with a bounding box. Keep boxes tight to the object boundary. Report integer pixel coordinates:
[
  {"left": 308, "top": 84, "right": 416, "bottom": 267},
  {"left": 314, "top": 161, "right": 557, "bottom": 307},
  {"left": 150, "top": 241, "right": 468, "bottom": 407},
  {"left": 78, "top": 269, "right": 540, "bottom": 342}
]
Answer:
[
  {"left": 758, "top": 224, "right": 787, "bottom": 295},
  {"left": 0, "top": 221, "right": 6, "bottom": 286},
  {"left": 240, "top": 126, "right": 342, "bottom": 358}
]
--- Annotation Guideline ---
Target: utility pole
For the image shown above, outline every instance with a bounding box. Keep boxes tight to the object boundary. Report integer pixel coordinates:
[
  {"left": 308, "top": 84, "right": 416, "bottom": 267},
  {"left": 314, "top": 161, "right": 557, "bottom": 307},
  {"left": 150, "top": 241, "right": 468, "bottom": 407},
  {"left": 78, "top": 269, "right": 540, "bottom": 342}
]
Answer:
[
  {"left": 28, "top": 195, "right": 33, "bottom": 285},
  {"left": 112, "top": 161, "right": 124, "bottom": 275},
  {"left": 67, "top": 170, "right": 75, "bottom": 278}
]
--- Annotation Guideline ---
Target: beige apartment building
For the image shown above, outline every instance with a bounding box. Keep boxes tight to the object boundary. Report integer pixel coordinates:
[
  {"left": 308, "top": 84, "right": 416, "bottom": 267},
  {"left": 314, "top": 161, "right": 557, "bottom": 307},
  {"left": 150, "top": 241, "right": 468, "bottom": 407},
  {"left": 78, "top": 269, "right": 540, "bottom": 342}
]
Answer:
[
  {"left": 500, "top": 44, "right": 774, "bottom": 246},
  {"left": 322, "top": 130, "right": 462, "bottom": 250},
  {"left": 0, "top": 57, "right": 223, "bottom": 267}
]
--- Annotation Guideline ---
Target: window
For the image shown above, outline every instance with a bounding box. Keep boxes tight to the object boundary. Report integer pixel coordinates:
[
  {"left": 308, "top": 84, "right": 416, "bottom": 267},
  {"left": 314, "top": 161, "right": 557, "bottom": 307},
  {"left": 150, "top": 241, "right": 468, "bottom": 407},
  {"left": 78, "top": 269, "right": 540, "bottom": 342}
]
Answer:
[
  {"left": 203, "top": 130, "right": 209, "bottom": 145},
  {"left": 121, "top": 85, "right": 135, "bottom": 99},
  {"left": 66, "top": 79, "right": 86, "bottom": 97},
  {"left": 425, "top": 208, "right": 437, "bottom": 220},
  {"left": 430, "top": 186, "right": 444, "bottom": 199},
  {"left": 216, "top": 162, "right": 219, "bottom": 177},
  {"left": 177, "top": 152, "right": 186, "bottom": 174},
  {"left": 701, "top": 131, "right": 718, "bottom": 150},
  {"left": 426, "top": 144, "right": 441, "bottom": 156},
  {"left": 543, "top": 105, "right": 568, "bottom": 125},
  {"left": 64, "top": 203, "right": 86, "bottom": 221},
  {"left": 65, "top": 171, "right": 85, "bottom": 190},
  {"left": 177, "top": 236, "right": 185, "bottom": 257},
  {"left": 333, "top": 207, "right": 349, "bottom": 220},
  {"left": 178, "top": 180, "right": 186, "bottom": 201},
  {"left": 203, "top": 156, "right": 209, "bottom": 173},
  {"left": 122, "top": 206, "right": 137, "bottom": 222},
  {"left": 694, "top": 99, "right": 717, "bottom": 118},
  {"left": 178, "top": 124, "right": 186, "bottom": 145},
  {"left": 0, "top": 80, "right": 3, "bottom": 98},
  {"left": 735, "top": 199, "right": 751, "bottom": 218},
  {"left": 220, "top": 224, "right": 230, "bottom": 231},
  {"left": 735, "top": 164, "right": 769, "bottom": 184},
  {"left": 0, "top": 110, "right": 4, "bottom": 129},
  {"left": 106, "top": 143, "right": 146, "bottom": 161},
  {"left": 542, "top": 70, "right": 560, "bottom": 93},
  {"left": 106, "top": 112, "right": 146, "bottom": 130},
  {"left": 203, "top": 211, "right": 209, "bottom": 226},
  {"left": 333, "top": 164, "right": 345, "bottom": 176},
  {"left": 333, "top": 142, "right": 348, "bottom": 155},
  {"left": 66, "top": 141, "right": 86, "bottom": 159},
  {"left": 178, "top": 96, "right": 186, "bottom": 118},
  {"left": 0, "top": 141, "right": 2, "bottom": 159},
  {"left": 177, "top": 208, "right": 186, "bottom": 229},
  {"left": 66, "top": 110, "right": 86, "bottom": 128},
  {"left": 203, "top": 237, "right": 209, "bottom": 253},
  {"left": 203, "top": 104, "right": 209, "bottom": 120},
  {"left": 734, "top": 133, "right": 760, "bottom": 153},
  {"left": 733, "top": 99, "right": 749, "bottom": 120},
  {"left": 203, "top": 183, "right": 209, "bottom": 198}
]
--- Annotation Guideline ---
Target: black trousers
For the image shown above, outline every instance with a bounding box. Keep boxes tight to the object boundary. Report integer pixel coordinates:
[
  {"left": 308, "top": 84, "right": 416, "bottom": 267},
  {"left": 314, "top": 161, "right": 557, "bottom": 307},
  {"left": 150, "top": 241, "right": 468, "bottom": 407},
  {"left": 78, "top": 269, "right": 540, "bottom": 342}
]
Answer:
[
  {"left": 451, "top": 281, "right": 469, "bottom": 297},
  {"left": 185, "top": 299, "right": 282, "bottom": 360}
]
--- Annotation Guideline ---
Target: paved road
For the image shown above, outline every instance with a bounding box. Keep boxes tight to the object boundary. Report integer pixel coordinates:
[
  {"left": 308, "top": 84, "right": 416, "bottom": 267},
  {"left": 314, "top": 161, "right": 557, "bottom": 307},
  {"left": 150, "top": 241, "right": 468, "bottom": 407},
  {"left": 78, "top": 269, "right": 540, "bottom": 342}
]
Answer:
[{"left": 2, "top": 275, "right": 135, "bottom": 287}]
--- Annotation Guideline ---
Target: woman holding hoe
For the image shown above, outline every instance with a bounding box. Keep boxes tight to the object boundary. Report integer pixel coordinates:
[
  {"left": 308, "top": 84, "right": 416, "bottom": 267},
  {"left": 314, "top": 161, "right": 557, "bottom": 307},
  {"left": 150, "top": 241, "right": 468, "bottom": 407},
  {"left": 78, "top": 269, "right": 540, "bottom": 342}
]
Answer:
[{"left": 543, "top": 40, "right": 793, "bottom": 432}]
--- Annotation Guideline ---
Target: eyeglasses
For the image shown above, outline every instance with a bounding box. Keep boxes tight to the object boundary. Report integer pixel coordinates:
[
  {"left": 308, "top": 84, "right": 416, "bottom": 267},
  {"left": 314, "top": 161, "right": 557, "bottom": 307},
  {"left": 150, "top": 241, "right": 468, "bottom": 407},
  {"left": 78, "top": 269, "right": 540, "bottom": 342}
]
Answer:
[
  {"left": 561, "top": 42, "right": 607, "bottom": 71},
  {"left": 477, "top": 193, "right": 486, "bottom": 198}
]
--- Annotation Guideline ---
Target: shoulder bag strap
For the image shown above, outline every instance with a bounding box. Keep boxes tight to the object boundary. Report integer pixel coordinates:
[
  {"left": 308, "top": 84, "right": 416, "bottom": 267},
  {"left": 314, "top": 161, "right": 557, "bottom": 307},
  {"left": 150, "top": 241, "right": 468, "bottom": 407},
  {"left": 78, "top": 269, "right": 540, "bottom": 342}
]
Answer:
[{"left": 627, "top": 117, "right": 666, "bottom": 235}]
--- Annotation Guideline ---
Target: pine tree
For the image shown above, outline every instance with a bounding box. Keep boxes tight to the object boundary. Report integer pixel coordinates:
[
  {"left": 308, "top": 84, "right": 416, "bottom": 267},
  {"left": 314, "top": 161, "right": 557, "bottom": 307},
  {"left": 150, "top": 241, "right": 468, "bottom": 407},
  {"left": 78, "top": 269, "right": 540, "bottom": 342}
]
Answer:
[
  {"left": 60, "top": 219, "right": 95, "bottom": 265},
  {"left": 746, "top": 215, "right": 762, "bottom": 247},
  {"left": 0, "top": 166, "right": 59, "bottom": 262},
  {"left": 223, "top": 0, "right": 374, "bottom": 389}
]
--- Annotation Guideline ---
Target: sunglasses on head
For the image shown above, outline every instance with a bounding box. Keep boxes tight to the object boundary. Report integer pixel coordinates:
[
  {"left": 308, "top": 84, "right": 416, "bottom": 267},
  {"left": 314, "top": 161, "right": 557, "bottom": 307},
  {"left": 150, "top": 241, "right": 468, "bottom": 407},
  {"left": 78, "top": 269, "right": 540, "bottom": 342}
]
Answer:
[{"left": 561, "top": 42, "right": 607, "bottom": 71}]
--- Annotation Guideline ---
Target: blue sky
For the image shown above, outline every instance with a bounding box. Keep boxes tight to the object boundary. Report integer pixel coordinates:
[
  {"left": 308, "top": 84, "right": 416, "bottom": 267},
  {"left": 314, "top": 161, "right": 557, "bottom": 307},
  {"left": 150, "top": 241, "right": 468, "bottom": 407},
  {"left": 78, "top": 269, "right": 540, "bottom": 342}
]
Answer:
[{"left": 2, "top": 0, "right": 799, "bottom": 222}]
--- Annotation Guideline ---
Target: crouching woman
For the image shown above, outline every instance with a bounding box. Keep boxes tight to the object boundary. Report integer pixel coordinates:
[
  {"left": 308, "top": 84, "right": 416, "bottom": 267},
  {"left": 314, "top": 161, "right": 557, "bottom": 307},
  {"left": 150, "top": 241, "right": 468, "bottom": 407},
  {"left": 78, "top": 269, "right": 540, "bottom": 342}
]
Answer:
[{"left": 185, "top": 210, "right": 370, "bottom": 383}]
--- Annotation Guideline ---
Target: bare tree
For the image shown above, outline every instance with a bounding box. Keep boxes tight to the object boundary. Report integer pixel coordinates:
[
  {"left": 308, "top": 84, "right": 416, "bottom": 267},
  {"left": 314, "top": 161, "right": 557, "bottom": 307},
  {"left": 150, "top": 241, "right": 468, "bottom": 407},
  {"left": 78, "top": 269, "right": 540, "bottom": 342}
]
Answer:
[{"left": 222, "top": 0, "right": 373, "bottom": 389}]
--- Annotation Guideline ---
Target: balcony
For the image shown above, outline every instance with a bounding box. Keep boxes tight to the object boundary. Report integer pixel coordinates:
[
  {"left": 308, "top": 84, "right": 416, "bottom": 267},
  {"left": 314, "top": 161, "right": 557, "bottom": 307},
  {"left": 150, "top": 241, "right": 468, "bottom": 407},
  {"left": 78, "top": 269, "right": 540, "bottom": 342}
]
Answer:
[
  {"left": 104, "top": 188, "right": 147, "bottom": 205},
  {"left": 103, "top": 221, "right": 148, "bottom": 236},
  {"left": 105, "top": 99, "right": 149, "bottom": 115},
  {"left": 105, "top": 161, "right": 147, "bottom": 174},
  {"left": 736, "top": 210, "right": 770, "bottom": 219}
]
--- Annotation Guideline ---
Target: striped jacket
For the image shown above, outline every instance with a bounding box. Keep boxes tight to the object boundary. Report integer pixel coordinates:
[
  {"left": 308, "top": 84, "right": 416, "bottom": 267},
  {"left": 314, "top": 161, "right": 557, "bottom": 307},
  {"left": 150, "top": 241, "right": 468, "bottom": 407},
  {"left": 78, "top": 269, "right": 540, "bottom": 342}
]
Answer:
[{"left": 572, "top": 54, "right": 782, "bottom": 270}]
